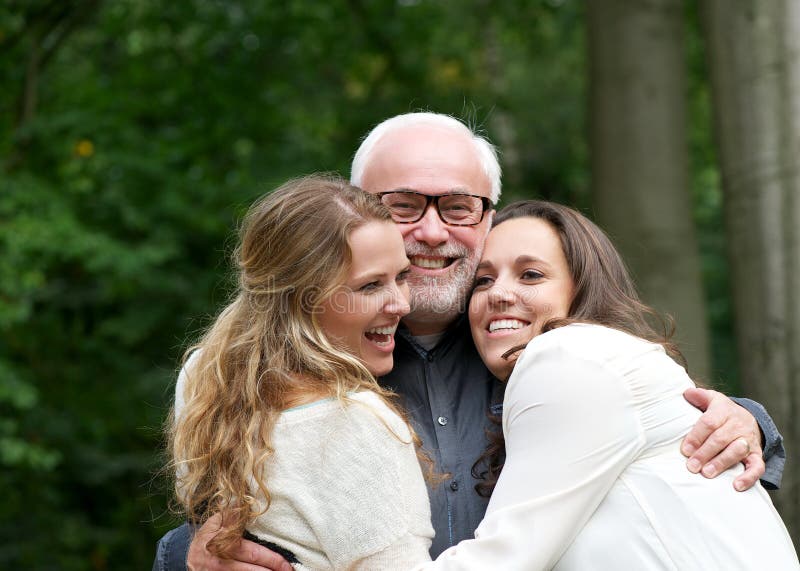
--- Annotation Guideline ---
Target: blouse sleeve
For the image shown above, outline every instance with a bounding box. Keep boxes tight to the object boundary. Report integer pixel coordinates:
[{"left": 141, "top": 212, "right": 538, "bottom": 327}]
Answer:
[{"left": 412, "top": 339, "right": 646, "bottom": 570}]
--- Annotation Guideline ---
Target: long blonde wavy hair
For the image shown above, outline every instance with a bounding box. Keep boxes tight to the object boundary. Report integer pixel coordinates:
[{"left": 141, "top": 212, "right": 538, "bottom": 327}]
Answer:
[{"left": 168, "top": 174, "right": 414, "bottom": 557}]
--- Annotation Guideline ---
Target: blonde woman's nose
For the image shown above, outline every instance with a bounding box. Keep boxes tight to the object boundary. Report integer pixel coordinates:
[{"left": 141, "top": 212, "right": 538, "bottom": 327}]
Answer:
[{"left": 385, "top": 284, "right": 411, "bottom": 316}]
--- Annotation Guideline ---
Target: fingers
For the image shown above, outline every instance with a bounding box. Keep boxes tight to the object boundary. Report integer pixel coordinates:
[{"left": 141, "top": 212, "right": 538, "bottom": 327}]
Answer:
[
  {"left": 685, "top": 423, "right": 761, "bottom": 475},
  {"left": 189, "top": 538, "right": 292, "bottom": 571},
  {"left": 681, "top": 390, "right": 764, "bottom": 485},
  {"left": 680, "top": 388, "right": 723, "bottom": 458},
  {"left": 682, "top": 387, "right": 714, "bottom": 412},
  {"left": 734, "top": 452, "right": 767, "bottom": 492},
  {"left": 680, "top": 401, "right": 724, "bottom": 460},
  {"left": 189, "top": 552, "right": 278, "bottom": 571},
  {"left": 688, "top": 435, "right": 750, "bottom": 479},
  {"left": 187, "top": 513, "right": 293, "bottom": 571},
  {"left": 229, "top": 540, "right": 294, "bottom": 571}
]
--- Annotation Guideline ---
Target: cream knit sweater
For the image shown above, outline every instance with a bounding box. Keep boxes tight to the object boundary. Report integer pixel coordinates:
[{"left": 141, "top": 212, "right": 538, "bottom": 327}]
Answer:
[
  {"left": 246, "top": 391, "right": 434, "bottom": 570},
  {"left": 175, "top": 357, "right": 434, "bottom": 570}
]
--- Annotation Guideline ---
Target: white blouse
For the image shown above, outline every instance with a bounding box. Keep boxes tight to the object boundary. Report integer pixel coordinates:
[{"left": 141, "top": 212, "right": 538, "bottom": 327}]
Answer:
[{"left": 416, "top": 323, "right": 798, "bottom": 570}]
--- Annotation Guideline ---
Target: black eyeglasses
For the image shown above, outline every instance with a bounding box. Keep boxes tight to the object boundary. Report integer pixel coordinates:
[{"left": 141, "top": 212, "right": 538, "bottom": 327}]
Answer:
[{"left": 378, "top": 191, "right": 492, "bottom": 226}]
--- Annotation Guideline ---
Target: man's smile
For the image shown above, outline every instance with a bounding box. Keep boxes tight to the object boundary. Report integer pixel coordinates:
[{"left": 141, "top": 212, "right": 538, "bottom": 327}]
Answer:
[{"left": 409, "top": 255, "right": 458, "bottom": 270}]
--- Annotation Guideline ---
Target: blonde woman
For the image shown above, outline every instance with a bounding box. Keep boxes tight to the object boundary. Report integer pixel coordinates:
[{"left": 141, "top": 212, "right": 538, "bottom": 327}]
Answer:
[{"left": 169, "top": 175, "right": 434, "bottom": 569}]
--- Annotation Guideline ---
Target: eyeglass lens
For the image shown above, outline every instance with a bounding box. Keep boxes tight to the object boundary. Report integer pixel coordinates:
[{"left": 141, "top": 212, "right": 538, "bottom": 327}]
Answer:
[{"left": 380, "top": 192, "right": 484, "bottom": 225}]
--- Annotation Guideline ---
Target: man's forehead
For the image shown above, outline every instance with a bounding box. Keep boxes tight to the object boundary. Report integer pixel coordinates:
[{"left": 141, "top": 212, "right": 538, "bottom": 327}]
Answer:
[
  {"left": 360, "top": 125, "right": 491, "bottom": 198},
  {"left": 373, "top": 123, "right": 472, "bottom": 152}
]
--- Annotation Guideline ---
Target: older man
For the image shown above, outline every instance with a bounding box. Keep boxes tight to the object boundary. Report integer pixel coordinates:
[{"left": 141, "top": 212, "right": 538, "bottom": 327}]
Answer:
[{"left": 154, "top": 113, "right": 784, "bottom": 571}]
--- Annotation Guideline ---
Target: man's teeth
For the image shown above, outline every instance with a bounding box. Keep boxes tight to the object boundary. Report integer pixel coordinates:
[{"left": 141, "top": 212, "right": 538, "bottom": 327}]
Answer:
[
  {"left": 411, "top": 256, "right": 448, "bottom": 269},
  {"left": 488, "top": 319, "right": 529, "bottom": 333}
]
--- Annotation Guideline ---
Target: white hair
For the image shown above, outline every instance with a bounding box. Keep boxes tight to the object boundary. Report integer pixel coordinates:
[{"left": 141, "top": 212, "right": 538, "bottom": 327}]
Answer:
[{"left": 350, "top": 112, "right": 502, "bottom": 203}]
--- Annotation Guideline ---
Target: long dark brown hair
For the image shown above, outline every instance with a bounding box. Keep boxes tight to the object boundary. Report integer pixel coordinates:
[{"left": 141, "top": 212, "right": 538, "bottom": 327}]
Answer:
[{"left": 473, "top": 200, "right": 685, "bottom": 497}]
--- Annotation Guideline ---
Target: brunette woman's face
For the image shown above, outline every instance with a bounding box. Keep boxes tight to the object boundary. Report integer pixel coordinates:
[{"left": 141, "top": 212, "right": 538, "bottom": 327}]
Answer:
[
  {"left": 469, "top": 217, "right": 575, "bottom": 380},
  {"left": 318, "top": 221, "right": 411, "bottom": 377}
]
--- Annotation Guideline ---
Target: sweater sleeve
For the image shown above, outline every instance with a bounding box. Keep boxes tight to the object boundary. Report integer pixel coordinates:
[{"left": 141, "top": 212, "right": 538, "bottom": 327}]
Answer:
[
  {"left": 301, "top": 397, "right": 434, "bottom": 569},
  {"left": 351, "top": 530, "right": 433, "bottom": 570},
  {"left": 412, "top": 338, "right": 645, "bottom": 570},
  {"left": 173, "top": 350, "right": 201, "bottom": 421}
]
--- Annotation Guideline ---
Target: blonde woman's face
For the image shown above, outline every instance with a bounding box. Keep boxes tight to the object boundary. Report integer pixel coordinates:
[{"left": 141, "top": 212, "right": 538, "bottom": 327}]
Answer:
[
  {"left": 469, "top": 217, "right": 574, "bottom": 380},
  {"left": 318, "top": 221, "right": 411, "bottom": 377}
]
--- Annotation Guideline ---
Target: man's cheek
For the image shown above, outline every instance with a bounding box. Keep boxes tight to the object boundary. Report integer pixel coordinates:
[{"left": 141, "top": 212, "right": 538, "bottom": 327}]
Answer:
[
  {"left": 397, "top": 225, "right": 418, "bottom": 241},
  {"left": 454, "top": 227, "right": 485, "bottom": 255}
]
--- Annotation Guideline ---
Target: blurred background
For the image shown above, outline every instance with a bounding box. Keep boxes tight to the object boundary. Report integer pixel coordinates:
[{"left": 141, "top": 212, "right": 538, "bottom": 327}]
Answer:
[{"left": 2, "top": 0, "right": 798, "bottom": 568}]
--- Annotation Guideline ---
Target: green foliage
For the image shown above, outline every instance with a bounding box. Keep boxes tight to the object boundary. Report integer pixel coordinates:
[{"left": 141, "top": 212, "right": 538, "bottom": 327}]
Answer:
[
  {"left": 0, "top": 1, "right": 587, "bottom": 568},
  {"left": 0, "top": 0, "right": 733, "bottom": 568}
]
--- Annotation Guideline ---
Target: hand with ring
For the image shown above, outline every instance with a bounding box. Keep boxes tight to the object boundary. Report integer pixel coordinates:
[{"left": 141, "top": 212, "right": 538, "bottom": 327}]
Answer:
[{"left": 681, "top": 388, "right": 764, "bottom": 491}]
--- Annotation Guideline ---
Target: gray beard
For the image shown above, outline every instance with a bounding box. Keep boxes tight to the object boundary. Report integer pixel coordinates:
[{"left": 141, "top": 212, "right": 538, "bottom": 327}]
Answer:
[{"left": 404, "top": 240, "right": 482, "bottom": 326}]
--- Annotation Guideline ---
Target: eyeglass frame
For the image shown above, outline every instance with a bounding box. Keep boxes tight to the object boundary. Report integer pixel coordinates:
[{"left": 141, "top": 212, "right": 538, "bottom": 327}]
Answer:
[{"left": 376, "top": 190, "right": 493, "bottom": 227}]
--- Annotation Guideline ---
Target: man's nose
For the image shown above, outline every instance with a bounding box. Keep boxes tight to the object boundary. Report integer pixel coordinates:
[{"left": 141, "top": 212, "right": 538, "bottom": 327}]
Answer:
[{"left": 410, "top": 204, "right": 450, "bottom": 247}]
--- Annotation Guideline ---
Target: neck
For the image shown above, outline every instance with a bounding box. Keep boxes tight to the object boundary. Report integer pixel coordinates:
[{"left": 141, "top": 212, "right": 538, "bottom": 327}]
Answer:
[
  {"left": 280, "top": 375, "right": 331, "bottom": 410},
  {"left": 403, "top": 316, "right": 456, "bottom": 336}
]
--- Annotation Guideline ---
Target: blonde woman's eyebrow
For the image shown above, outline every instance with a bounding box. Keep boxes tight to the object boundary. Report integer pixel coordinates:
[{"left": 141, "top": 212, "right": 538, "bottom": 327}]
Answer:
[
  {"left": 352, "top": 262, "right": 412, "bottom": 283},
  {"left": 351, "top": 271, "right": 388, "bottom": 283}
]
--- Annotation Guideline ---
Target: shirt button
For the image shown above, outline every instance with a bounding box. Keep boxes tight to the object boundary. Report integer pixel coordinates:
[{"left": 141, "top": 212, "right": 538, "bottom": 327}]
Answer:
[
  {"left": 450, "top": 480, "right": 459, "bottom": 491},
  {"left": 437, "top": 416, "right": 448, "bottom": 426}
]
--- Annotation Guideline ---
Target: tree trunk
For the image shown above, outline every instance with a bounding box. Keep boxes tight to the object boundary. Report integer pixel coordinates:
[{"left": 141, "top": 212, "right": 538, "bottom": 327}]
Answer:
[
  {"left": 587, "top": 0, "right": 711, "bottom": 377},
  {"left": 702, "top": 0, "right": 800, "bottom": 543}
]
